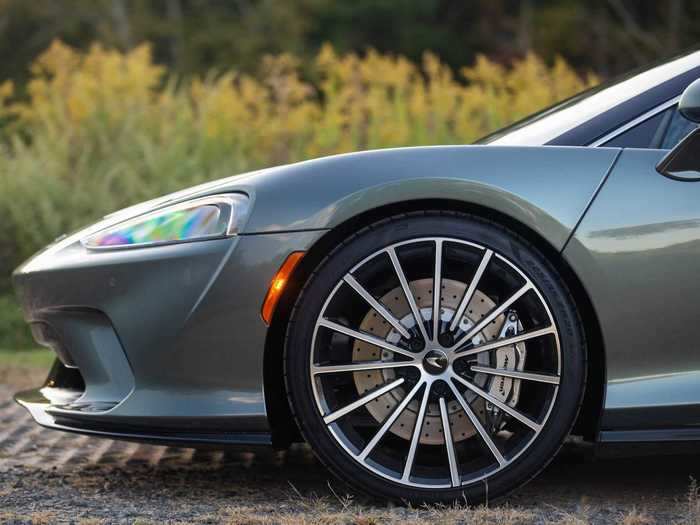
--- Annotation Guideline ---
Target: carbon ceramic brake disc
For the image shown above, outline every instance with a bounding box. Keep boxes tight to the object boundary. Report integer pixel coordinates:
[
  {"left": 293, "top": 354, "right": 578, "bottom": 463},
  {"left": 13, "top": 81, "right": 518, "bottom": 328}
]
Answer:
[{"left": 353, "top": 278, "right": 524, "bottom": 445}]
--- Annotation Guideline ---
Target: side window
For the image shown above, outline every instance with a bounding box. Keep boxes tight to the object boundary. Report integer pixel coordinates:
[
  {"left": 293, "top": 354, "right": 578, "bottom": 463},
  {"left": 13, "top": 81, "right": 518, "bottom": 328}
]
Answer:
[
  {"left": 603, "top": 110, "right": 669, "bottom": 148},
  {"left": 601, "top": 104, "right": 699, "bottom": 150},
  {"left": 660, "top": 108, "right": 699, "bottom": 149}
]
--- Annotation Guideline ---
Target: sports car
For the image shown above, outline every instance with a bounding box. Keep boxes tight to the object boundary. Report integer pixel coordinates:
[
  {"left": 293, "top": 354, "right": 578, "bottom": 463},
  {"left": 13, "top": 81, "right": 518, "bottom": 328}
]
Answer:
[{"left": 12, "top": 49, "right": 700, "bottom": 504}]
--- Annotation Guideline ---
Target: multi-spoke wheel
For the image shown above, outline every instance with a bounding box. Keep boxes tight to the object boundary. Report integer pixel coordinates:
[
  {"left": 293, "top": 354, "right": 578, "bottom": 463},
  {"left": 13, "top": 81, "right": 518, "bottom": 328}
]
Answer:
[{"left": 285, "top": 213, "right": 585, "bottom": 504}]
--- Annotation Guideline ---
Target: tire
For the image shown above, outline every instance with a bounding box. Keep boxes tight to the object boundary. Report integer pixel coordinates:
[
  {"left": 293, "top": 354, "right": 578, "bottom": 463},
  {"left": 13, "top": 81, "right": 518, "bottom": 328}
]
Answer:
[{"left": 284, "top": 211, "right": 586, "bottom": 504}]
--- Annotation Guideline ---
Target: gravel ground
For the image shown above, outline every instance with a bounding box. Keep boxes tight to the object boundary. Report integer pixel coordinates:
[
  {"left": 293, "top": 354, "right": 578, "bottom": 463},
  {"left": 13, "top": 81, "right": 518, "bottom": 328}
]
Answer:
[{"left": 2, "top": 381, "right": 700, "bottom": 525}]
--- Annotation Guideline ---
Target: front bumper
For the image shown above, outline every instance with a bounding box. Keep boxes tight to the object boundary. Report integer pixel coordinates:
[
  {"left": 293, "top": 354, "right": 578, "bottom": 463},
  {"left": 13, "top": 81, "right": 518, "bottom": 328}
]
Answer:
[
  {"left": 15, "top": 380, "right": 272, "bottom": 447},
  {"left": 13, "top": 229, "right": 325, "bottom": 441}
]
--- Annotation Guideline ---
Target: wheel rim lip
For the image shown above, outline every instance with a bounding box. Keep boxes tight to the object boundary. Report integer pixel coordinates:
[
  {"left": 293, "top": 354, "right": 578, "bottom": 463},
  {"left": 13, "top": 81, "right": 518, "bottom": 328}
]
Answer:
[{"left": 308, "top": 236, "right": 562, "bottom": 489}]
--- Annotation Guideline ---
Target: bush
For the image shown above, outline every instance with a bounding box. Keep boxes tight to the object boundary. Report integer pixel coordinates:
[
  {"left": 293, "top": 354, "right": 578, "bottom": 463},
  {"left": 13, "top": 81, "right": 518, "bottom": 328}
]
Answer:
[
  {"left": 0, "top": 41, "right": 596, "bottom": 347},
  {"left": 0, "top": 294, "right": 32, "bottom": 348}
]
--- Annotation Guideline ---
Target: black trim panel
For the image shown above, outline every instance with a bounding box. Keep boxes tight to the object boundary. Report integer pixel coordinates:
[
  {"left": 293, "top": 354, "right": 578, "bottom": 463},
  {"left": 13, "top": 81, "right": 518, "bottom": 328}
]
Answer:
[{"left": 600, "top": 428, "right": 700, "bottom": 443}]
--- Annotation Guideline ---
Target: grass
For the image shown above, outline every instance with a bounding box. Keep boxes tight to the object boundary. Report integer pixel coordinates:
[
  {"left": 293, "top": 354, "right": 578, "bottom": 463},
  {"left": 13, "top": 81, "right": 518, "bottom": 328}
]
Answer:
[
  {"left": 0, "top": 511, "right": 57, "bottom": 525},
  {"left": 0, "top": 347, "right": 53, "bottom": 390},
  {"left": 0, "top": 504, "right": 671, "bottom": 525},
  {"left": 0, "top": 293, "right": 33, "bottom": 348},
  {"left": 216, "top": 502, "right": 540, "bottom": 524},
  {"left": 0, "top": 347, "right": 53, "bottom": 367}
]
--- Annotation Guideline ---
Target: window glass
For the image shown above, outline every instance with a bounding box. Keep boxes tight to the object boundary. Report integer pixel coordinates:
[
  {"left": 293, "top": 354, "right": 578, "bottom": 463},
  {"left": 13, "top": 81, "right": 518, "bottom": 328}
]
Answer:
[
  {"left": 603, "top": 110, "right": 668, "bottom": 148},
  {"left": 600, "top": 104, "right": 700, "bottom": 150},
  {"left": 480, "top": 50, "right": 700, "bottom": 146},
  {"left": 661, "top": 109, "right": 699, "bottom": 149}
]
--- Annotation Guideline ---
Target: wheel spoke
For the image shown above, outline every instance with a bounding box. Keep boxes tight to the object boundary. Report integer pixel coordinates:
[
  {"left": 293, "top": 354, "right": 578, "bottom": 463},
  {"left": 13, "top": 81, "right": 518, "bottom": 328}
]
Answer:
[
  {"left": 439, "top": 397, "right": 460, "bottom": 487},
  {"left": 470, "top": 366, "right": 560, "bottom": 385},
  {"left": 323, "top": 378, "right": 405, "bottom": 424},
  {"left": 402, "top": 381, "right": 431, "bottom": 482},
  {"left": 432, "top": 240, "right": 443, "bottom": 343},
  {"left": 311, "top": 237, "right": 563, "bottom": 489},
  {"left": 343, "top": 274, "right": 412, "bottom": 340},
  {"left": 359, "top": 380, "right": 424, "bottom": 460},
  {"left": 452, "top": 326, "right": 556, "bottom": 359},
  {"left": 451, "top": 373, "right": 541, "bottom": 432},
  {"left": 317, "top": 319, "right": 416, "bottom": 359},
  {"left": 387, "top": 247, "right": 431, "bottom": 344},
  {"left": 448, "top": 283, "right": 532, "bottom": 353},
  {"left": 449, "top": 249, "right": 493, "bottom": 332},
  {"left": 447, "top": 381, "right": 506, "bottom": 467},
  {"left": 312, "top": 360, "right": 418, "bottom": 375}
]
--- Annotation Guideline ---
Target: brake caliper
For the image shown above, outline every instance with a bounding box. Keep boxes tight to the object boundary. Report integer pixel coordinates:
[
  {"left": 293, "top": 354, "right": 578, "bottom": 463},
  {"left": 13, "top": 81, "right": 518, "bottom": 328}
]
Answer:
[{"left": 484, "top": 310, "right": 526, "bottom": 432}]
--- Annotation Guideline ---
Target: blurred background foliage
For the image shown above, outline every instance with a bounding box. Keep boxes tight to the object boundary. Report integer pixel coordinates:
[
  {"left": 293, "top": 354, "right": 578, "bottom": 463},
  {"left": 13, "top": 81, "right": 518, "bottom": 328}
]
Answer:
[
  {"left": 0, "top": 41, "right": 595, "bottom": 294},
  {"left": 0, "top": 0, "right": 694, "bottom": 85},
  {"left": 0, "top": 0, "right": 694, "bottom": 348}
]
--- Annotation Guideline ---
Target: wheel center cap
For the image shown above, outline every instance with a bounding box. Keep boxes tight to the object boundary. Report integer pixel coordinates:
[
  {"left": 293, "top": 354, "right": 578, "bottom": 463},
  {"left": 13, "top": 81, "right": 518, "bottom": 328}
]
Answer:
[{"left": 423, "top": 349, "right": 449, "bottom": 375}]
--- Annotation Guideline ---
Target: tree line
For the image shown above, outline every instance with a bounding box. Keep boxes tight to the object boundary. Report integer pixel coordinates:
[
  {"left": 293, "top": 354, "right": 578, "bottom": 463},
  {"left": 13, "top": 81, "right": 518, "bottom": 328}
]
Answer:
[{"left": 0, "top": 0, "right": 695, "bottom": 85}]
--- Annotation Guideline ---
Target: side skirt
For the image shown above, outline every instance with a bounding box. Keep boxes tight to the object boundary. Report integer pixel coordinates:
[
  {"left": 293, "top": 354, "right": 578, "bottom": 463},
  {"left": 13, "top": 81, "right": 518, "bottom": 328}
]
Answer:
[{"left": 599, "top": 428, "right": 700, "bottom": 443}]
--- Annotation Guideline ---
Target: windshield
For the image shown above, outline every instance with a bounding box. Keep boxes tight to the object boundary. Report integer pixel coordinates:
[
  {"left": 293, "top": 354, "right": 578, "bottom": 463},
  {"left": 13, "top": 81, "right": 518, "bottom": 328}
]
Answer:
[{"left": 479, "top": 49, "right": 700, "bottom": 146}]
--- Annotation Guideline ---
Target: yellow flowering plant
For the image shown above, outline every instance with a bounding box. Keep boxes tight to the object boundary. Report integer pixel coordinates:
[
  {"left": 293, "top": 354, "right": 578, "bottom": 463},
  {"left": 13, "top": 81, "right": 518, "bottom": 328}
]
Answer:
[{"left": 0, "top": 39, "right": 596, "bottom": 294}]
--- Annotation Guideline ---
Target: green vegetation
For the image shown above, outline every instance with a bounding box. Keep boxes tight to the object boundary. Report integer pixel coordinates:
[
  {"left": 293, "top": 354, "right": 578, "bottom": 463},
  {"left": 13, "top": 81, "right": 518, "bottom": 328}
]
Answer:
[
  {"left": 0, "top": 1, "right": 691, "bottom": 350},
  {"left": 0, "top": 295, "right": 31, "bottom": 348},
  {"left": 0, "top": 1, "right": 694, "bottom": 84},
  {"left": 0, "top": 41, "right": 596, "bottom": 349},
  {"left": 0, "top": 347, "right": 52, "bottom": 389},
  {"left": 0, "top": 348, "right": 52, "bottom": 367}
]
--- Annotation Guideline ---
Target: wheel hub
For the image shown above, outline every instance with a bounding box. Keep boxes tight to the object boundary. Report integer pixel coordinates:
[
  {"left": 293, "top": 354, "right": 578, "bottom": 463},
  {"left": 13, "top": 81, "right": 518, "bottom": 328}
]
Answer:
[
  {"left": 423, "top": 350, "right": 449, "bottom": 374},
  {"left": 352, "top": 278, "right": 525, "bottom": 444}
]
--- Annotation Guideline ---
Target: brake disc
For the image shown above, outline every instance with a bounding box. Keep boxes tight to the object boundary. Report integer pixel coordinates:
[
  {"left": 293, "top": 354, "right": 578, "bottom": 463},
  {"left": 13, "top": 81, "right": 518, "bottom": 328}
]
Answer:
[{"left": 353, "top": 278, "right": 525, "bottom": 445}]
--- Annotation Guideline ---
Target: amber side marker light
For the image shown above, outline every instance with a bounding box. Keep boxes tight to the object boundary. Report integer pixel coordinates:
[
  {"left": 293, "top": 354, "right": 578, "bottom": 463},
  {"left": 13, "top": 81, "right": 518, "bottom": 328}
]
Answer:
[{"left": 261, "top": 251, "right": 305, "bottom": 325}]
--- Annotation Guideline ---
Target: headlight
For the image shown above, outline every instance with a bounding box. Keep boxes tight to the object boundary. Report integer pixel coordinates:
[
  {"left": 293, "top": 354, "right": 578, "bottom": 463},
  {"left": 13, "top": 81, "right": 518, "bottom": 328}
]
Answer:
[{"left": 82, "top": 194, "right": 249, "bottom": 250}]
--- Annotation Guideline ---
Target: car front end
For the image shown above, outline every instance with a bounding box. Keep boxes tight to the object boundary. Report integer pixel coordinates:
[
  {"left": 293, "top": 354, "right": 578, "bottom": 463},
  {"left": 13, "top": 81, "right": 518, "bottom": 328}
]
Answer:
[{"left": 12, "top": 179, "right": 324, "bottom": 447}]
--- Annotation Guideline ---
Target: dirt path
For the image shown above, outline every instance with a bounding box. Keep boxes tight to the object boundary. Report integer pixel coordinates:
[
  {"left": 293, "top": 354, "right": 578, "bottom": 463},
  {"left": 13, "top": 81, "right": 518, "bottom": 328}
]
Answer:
[{"left": 1, "top": 385, "right": 699, "bottom": 524}]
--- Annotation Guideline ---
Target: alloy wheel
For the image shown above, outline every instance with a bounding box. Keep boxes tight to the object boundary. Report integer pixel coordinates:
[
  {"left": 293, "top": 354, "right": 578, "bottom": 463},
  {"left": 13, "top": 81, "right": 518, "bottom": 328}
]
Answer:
[{"left": 309, "top": 237, "right": 561, "bottom": 489}]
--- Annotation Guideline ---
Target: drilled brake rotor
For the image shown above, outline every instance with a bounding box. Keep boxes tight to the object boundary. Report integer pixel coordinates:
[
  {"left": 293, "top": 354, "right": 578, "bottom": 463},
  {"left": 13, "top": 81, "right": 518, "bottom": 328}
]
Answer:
[{"left": 353, "top": 278, "right": 525, "bottom": 445}]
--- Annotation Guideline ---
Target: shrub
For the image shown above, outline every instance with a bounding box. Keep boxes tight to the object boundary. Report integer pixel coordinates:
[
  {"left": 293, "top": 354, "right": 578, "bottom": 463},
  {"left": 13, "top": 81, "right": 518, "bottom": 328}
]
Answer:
[
  {"left": 0, "top": 40, "right": 596, "bottom": 347},
  {"left": 0, "top": 294, "right": 32, "bottom": 348}
]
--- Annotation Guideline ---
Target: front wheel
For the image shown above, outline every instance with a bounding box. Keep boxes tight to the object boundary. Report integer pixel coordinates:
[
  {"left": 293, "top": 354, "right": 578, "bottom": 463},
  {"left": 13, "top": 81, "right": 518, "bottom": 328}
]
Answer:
[{"left": 285, "top": 212, "right": 586, "bottom": 504}]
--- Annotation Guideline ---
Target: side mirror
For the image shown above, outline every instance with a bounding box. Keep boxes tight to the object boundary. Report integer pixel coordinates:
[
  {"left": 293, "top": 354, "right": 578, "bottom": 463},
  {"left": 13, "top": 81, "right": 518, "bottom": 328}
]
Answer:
[
  {"left": 657, "top": 78, "right": 700, "bottom": 181},
  {"left": 679, "top": 78, "right": 700, "bottom": 123}
]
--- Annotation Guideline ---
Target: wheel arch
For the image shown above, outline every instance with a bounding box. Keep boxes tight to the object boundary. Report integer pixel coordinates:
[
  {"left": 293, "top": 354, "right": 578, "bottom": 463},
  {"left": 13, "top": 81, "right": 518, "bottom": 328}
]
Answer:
[{"left": 263, "top": 199, "right": 605, "bottom": 447}]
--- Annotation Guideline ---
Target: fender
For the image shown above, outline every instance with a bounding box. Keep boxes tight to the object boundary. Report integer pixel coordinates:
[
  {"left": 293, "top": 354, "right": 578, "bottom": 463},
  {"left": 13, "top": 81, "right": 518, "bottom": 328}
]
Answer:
[{"left": 222, "top": 145, "right": 620, "bottom": 251}]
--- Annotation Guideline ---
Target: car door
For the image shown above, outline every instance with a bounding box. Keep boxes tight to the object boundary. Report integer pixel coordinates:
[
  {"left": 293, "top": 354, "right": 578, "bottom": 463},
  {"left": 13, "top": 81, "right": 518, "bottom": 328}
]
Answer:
[{"left": 564, "top": 103, "right": 700, "bottom": 440}]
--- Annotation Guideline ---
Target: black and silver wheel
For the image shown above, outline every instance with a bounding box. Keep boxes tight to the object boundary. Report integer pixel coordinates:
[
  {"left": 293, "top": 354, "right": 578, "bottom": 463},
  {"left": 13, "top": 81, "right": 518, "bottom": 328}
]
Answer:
[{"left": 285, "top": 213, "right": 585, "bottom": 504}]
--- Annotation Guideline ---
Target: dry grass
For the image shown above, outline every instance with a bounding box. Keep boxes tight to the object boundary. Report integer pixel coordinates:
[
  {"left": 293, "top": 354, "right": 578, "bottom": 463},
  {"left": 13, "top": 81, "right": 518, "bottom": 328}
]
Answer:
[
  {"left": 0, "top": 363, "right": 48, "bottom": 390},
  {"left": 2, "top": 383, "right": 700, "bottom": 525},
  {"left": 212, "top": 503, "right": 667, "bottom": 525},
  {"left": 678, "top": 476, "right": 700, "bottom": 525},
  {"left": 619, "top": 509, "right": 655, "bottom": 525},
  {"left": 0, "top": 467, "right": 697, "bottom": 524},
  {"left": 0, "top": 502, "right": 666, "bottom": 525},
  {"left": 0, "top": 349, "right": 52, "bottom": 389},
  {"left": 0, "top": 511, "right": 57, "bottom": 525},
  {"left": 218, "top": 502, "right": 537, "bottom": 525},
  {"left": 77, "top": 519, "right": 106, "bottom": 525}
]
